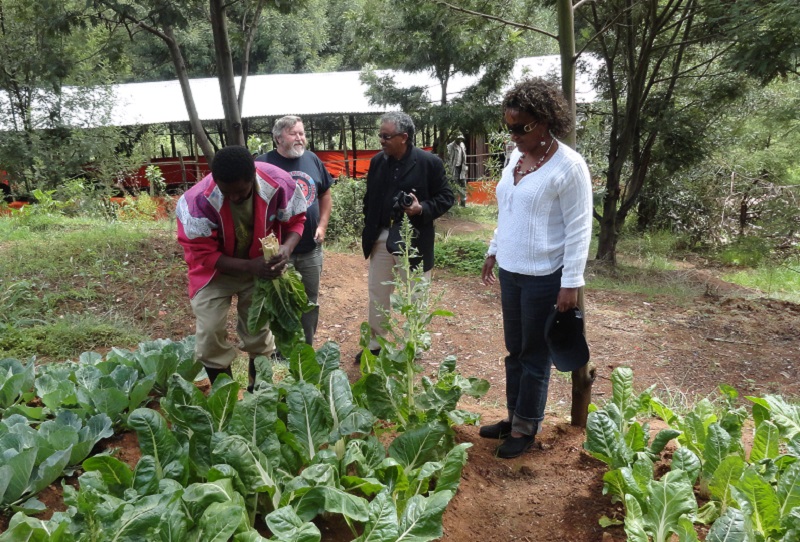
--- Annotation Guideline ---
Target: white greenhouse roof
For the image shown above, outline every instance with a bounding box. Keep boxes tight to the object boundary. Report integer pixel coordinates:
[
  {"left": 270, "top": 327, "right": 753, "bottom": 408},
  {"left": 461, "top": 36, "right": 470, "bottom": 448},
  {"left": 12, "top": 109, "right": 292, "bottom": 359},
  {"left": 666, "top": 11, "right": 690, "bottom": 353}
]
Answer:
[{"left": 1, "top": 55, "right": 599, "bottom": 129}]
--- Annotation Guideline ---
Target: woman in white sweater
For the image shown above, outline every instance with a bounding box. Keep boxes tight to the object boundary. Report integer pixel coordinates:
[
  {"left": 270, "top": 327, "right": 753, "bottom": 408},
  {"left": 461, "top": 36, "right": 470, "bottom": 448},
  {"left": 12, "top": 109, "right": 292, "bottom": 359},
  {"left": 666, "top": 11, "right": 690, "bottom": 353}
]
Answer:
[{"left": 480, "top": 78, "right": 593, "bottom": 459}]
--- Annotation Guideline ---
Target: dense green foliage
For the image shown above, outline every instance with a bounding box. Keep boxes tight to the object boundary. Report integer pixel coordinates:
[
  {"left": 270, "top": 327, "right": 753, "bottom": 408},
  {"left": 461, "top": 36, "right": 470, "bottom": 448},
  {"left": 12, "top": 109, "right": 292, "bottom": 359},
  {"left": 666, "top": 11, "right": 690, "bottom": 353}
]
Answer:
[{"left": 585, "top": 367, "right": 800, "bottom": 541}]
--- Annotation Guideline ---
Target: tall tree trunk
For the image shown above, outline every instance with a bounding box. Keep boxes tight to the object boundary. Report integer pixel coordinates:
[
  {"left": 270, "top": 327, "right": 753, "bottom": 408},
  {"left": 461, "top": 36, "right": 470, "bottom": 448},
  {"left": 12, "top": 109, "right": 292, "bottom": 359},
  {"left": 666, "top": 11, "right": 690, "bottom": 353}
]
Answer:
[
  {"left": 557, "top": 0, "right": 577, "bottom": 148},
  {"left": 164, "top": 26, "right": 215, "bottom": 164},
  {"left": 210, "top": 0, "right": 245, "bottom": 147},
  {"left": 237, "top": 0, "right": 266, "bottom": 113}
]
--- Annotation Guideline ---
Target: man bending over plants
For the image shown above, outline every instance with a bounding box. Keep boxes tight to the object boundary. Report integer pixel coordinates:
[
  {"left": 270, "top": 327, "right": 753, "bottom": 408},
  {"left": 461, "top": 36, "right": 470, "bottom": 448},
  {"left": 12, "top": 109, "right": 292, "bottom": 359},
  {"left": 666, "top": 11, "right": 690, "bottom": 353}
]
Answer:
[{"left": 176, "top": 145, "right": 307, "bottom": 390}]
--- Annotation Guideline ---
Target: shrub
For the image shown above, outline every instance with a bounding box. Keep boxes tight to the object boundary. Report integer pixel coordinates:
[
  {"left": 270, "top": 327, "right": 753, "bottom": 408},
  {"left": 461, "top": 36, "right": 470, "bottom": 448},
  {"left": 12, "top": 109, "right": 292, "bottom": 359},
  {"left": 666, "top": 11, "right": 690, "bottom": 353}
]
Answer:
[
  {"left": 434, "top": 237, "right": 487, "bottom": 275},
  {"left": 326, "top": 175, "right": 366, "bottom": 246}
]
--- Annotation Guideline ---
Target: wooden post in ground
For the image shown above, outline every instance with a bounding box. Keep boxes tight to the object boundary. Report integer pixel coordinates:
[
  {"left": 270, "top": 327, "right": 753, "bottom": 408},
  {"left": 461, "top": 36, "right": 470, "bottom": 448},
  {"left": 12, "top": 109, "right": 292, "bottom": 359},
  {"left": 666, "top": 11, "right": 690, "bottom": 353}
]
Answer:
[{"left": 571, "top": 286, "right": 595, "bottom": 427}]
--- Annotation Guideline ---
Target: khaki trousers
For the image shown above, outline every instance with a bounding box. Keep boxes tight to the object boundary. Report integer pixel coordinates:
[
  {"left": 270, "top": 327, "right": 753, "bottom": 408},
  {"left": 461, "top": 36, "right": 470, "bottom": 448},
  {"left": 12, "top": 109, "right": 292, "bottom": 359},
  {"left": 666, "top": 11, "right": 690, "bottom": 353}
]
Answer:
[
  {"left": 367, "top": 228, "right": 431, "bottom": 350},
  {"left": 190, "top": 272, "right": 275, "bottom": 369}
]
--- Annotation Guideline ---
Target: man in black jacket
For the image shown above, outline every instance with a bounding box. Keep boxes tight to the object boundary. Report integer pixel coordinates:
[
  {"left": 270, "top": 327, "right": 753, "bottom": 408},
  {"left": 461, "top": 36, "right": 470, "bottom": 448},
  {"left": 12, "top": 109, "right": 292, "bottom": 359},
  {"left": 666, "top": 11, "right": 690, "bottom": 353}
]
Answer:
[{"left": 359, "top": 112, "right": 454, "bottom": 362}]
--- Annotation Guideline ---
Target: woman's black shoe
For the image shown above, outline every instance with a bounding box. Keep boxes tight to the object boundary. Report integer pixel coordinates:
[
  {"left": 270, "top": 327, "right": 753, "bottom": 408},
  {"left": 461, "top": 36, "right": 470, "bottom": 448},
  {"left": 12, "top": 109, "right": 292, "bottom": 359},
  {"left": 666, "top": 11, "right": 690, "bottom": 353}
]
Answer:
[
  {"left": 496, "top": 434, "right": 535, "bottom": 459},
  {"left": 478, "top": 420, "right": 512, "bottom": 439}
]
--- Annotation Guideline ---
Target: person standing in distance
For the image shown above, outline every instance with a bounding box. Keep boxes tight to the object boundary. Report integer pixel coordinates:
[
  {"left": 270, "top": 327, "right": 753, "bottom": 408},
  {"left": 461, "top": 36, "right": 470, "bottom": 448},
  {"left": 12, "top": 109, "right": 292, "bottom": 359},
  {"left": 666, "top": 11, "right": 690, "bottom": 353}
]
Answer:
[
  {"left": 446, "top": 133, "right": 468, "bottom": 207},
  {"left": 176, "top": 145, "right": 307, "bottom": 391},
  {"left": 481, "top": 78, "right": 593, "bottom": 458},
  {"left": 256, "top": 116, "right": 333, "bottom": 347},
  {"left": 359, "top": 112, "right": 455, "bottom": 362}
]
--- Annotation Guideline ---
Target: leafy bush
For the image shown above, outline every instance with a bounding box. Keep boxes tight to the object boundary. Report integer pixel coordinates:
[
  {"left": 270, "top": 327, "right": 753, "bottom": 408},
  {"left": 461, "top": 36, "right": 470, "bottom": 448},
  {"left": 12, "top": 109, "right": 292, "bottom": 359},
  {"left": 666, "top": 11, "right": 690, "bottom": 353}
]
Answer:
[
  {"left": 718, "top": 236, "right": 771, "bottom": 267},
  {"left": 434, "top": 236, "right": 487, "bottom": 275},
  {"left": 326, "top": 176, "right": 366, "bottom": 246}
]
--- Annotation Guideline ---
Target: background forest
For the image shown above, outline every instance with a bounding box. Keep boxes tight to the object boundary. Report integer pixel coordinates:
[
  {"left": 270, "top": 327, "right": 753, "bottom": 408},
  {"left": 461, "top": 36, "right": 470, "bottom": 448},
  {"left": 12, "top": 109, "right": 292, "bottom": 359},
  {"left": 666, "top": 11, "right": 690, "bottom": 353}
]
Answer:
[{"left": 0, "top": 0, "right": 798, "bottom": 263}]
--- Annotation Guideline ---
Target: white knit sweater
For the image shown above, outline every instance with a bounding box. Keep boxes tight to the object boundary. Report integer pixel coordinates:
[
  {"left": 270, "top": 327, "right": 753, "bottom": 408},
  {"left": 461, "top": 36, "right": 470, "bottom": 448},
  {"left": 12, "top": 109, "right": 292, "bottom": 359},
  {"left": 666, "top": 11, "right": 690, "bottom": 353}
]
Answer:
[{"left": 487, "top": 144, "right": 593, "bottom": 288}]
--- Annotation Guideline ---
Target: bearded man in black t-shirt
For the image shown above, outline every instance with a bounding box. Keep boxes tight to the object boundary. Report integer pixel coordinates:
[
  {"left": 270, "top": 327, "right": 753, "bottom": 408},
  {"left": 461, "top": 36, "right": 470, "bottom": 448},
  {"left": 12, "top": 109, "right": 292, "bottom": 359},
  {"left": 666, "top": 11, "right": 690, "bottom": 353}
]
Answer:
[{"left": 256, "top": 116, "right": 333, "bottom": 347}]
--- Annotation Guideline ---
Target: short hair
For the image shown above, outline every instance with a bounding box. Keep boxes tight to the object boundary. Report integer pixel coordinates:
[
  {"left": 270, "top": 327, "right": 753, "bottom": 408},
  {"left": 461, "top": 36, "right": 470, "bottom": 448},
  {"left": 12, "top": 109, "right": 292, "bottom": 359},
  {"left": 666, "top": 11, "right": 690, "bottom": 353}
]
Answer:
[
  {"left": 380, "top": 111, "right": 415, "bottom": 143},
  {"left": 211, "top": 145, "right": 255, "bottom": 185},
  {"left": 502, "top": 78, "right": 572, "bottom": 139},
  {"left": 272, "top": 115, "right": 302, "bottom": 141}
]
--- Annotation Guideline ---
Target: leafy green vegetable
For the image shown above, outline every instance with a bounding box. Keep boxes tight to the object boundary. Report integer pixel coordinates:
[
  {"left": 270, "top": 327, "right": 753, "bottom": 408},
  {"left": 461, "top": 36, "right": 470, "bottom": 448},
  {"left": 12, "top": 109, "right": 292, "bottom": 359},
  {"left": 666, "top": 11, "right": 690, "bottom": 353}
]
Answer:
[{"left": 248, "top": 266, "right": 314, "bottom": 357}]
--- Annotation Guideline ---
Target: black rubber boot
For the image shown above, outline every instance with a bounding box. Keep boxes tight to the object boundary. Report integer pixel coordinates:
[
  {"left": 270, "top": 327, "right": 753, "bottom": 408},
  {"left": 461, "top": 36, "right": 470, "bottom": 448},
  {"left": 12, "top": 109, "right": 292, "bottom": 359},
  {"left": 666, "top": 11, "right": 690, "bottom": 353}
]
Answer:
[
  {"left": 247, "top": 357, "right": 256, "bottom": 393},
  {"left": 205, "top": 366, "right": 233, "bottom": 385},
  {"left": 478, "top": 420, "right": 512, "bottom": 439}
]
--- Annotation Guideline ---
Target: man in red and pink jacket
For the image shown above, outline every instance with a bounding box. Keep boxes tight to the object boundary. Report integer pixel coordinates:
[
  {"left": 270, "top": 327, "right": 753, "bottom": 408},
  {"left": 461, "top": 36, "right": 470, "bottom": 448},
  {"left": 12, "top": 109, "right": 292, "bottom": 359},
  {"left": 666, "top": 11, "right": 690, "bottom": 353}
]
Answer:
[{"left": 176, "top": 145, "right": 307, "bottom": 390}]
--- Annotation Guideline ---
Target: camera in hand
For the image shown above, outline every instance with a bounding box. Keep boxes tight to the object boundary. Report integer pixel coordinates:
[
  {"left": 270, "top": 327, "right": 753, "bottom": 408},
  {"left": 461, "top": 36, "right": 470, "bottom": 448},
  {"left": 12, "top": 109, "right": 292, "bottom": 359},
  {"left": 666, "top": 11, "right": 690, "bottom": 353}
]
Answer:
[{"left": 392, "top": 190, "right": 414, "bottom": 213}]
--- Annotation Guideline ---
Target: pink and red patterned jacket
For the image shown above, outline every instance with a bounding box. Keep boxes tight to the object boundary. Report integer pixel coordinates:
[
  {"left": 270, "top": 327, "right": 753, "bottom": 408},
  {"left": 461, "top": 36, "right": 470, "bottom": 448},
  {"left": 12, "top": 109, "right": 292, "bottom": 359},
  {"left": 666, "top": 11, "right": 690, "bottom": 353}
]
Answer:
[{"left": 176, "top": 161, "right": 307, "bottom": 298}]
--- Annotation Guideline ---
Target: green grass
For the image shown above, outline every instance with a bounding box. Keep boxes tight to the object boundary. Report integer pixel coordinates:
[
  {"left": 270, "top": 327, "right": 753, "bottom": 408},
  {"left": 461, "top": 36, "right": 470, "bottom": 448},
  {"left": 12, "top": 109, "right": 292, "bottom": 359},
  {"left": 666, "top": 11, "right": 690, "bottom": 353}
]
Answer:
[
  {"left": 0, "top": 215, "right": 176, "bottom": 359},
  {"left": 586, "top": 263, "right": 705, "bottom": 300},
  {"left": 723, "top": 259, "right": 800, "bottom": 303},
  {"left": 0, "top": 313, "right": 145, "bottom": 360},
  {"left": 434, "top": 235, "right": 488, "bottom": 276},
  {"left": 446, "top": 203, "right": 498, "bottom": 225},
  {"left": 605, "top": 230, "right": 681, "bottom": 271}
]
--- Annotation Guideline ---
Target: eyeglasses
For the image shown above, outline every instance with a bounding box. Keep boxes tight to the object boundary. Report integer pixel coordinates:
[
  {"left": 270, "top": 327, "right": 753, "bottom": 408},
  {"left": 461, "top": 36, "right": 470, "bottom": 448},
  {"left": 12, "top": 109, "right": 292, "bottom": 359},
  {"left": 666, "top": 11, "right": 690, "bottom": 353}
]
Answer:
[
  {"left": 378, "top": 132, "right": 404, "bottom": 141},
  {"left": 505, "top": 120, "right": 538, "bottom": 136}
]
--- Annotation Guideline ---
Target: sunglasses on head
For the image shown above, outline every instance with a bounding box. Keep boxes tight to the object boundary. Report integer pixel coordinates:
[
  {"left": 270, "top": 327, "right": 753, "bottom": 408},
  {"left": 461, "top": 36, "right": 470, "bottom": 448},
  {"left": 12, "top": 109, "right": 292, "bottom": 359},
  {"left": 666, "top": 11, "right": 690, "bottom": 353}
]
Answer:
[{"left": 505, "top": 120, "right": 538, "bottom": 136}]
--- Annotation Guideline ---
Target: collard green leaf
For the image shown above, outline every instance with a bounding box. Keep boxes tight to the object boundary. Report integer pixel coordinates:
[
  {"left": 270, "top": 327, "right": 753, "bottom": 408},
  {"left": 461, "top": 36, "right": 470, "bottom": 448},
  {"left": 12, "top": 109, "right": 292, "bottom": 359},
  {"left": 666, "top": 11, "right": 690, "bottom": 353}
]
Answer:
[
  {"left": 649, "top": 429, "right": 681, "bottom": 455},
  {"left": 207, "top": 377, "right": 239, "bottom": 432},
  {"left": 709, "top": 455, "right": 746, "bottom": 507},
  {"left": 290, "top": 344, "right": 322, "bottom": 386},
  {"left": 732, "top": 466, "right": 781, "bottom": 536},
  {"left": 672, "top": 447, "right": 701, "bottom": 485},
  {"left": 82, "top": 455, "right": 133, "bottom": 495},
  {"left": 353, "top": 489, "right": 399, "bottom": 542},
  {"left": 229, "top": 383, "right": 279, "bottom": 450},
  {"left": 212, "top": 435, "right": 277, "bottom": 497},
  {"left": 705, "top": 506, "right": 747, "bottom": 542},
  {"left": 434, "top": 443, "right": 471, "bottom": 493},
  {"left": 292, "top": 485, "right": 369, "bottom": 523},
  {"left": 265, "top": 505, "right": 321, "bottom": 542},
  {"left": 584, "top": 411, "right": 630, "bottom": 469},
  {"left": 0, "top": 446, "right": 36, "bottom": 505},
  {"left": 750, "top": 420, "right": 779, "bottom": 463},
  {"left": 287, "top": 383, "right": 331, "bottom": 461},
  {"left": 395, "top": 490, "right": 453, "bottom": 542},
  {"left": 777, "top": 460, "right": 800, "bottom": 517},
  {"left": 702, "top": 423, "right": 732, "bottom": 478},
  {"left": 623, "top": 493, "right": 649, "bottom": 542},
  {"left": 388, "top": 423, "right": 448, "bottom": 473},
  {"left": 610, "top": 367, "right": 634, "bottom": 416},
  {"left": 127, "top": 409, "right": 183, "bottom": 481},
  {"left": 644, "top": 470, "right": 697, "bottom": 542}
]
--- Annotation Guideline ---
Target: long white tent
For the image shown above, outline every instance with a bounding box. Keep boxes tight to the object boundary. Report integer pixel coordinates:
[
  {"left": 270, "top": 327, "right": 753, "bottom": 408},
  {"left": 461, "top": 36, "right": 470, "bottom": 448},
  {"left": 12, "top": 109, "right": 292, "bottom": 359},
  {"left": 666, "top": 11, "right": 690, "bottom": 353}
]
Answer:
[
  {"left": 0, "top": 55, "right": 598, "bottom": 130},
  {"left": 105, "top": 55, "right": 598, "bottom": 127}
]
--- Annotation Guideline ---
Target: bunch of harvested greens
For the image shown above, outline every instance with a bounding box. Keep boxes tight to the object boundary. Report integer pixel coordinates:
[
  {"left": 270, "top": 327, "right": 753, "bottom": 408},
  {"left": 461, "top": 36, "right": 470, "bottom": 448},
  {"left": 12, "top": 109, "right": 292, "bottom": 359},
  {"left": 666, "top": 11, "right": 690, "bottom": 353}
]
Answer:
[{"left": 247, "top": 234, "right": 314, "bottom": 356}]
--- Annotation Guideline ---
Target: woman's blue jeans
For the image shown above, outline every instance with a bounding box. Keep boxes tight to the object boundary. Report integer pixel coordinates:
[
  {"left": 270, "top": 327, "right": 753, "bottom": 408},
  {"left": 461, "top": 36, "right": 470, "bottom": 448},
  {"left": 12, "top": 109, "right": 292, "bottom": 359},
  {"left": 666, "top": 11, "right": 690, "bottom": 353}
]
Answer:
[{"left": 499, "top": 267, "right": 561, "bottom": 436}]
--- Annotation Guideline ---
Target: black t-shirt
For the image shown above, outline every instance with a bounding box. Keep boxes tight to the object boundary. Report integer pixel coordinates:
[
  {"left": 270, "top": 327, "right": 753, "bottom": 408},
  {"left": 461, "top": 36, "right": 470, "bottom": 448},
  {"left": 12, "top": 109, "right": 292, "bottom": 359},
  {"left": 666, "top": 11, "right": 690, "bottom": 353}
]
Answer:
[{"left": 256, "top": 150, "right": 334, "bottom": 254}]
